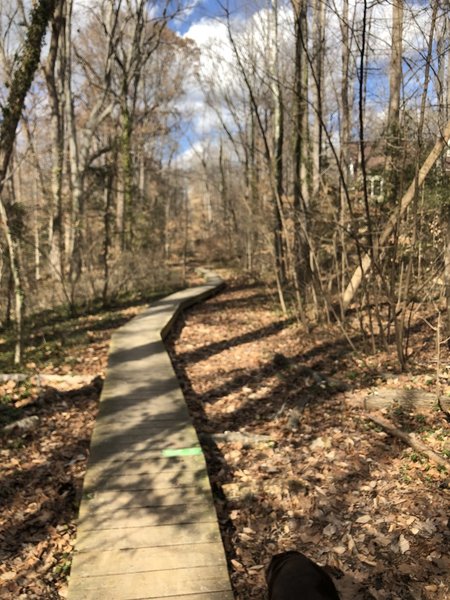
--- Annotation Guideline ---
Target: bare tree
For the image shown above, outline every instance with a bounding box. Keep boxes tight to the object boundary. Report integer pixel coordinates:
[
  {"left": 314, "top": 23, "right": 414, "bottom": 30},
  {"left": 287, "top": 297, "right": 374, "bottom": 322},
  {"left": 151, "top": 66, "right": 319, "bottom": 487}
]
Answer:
[{"left": 0, "top": 0, "right": 59, "bottom": 363}]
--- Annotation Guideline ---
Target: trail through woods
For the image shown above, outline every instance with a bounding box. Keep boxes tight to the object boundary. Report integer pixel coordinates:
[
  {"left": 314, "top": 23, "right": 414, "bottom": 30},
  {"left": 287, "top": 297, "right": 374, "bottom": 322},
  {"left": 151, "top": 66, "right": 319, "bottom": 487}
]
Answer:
[
  {"left": 168, "top": 276, "right": 450, "bottom": 600},
  {"left": 0, "top": 275, "right": 449, "bottom": 599}
]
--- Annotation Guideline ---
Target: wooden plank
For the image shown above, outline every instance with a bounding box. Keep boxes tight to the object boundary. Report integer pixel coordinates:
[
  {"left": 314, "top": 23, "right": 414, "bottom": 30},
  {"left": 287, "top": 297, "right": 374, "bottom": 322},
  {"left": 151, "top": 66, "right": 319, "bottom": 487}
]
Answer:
[
  {"left": 98, "top": 402, "right": 189, "bottom": 415},
  {"left": 97, "top": 407, "right": 190, "bottom": 424},
  {"left": 102, "top": 369, "right": 178, "bottom": 382},
  {"left": 105, "top": 359, "right": 175, "bottom": 377},
  {"left": 84, "top": 468, "right": 209, "bottom": 492},
  {"left": 80, "top": 487, "right": 214, "bottom": 512},
  {"left": 75, "top": 522, "right": 223, "bottom": 552},
  {"left": 87, "top": 448, "right": 205, "bottom": 465},
  {"left": 90, "top": 429, "right": 199, "bottom": 445},
  {"left": 97, "top": 408, "right": 190, "bottom": 423},
  {"left": 77, "top": 502, "right": 216, "bottom": 531},
  {"left": 84, "top": 454, "right": 206, "bottom": 475},
  {"left": 101, "top": 377, "right": 180, "bottom": 396},
  {"left": 69, "top": 542, "right": 227, "bottom": 576},
  {"left": 93, "top": 420, "right": 197, "bottom": 435},
  {"left": 68, "top": 566, "right": 231, "bottom": 600},
  {"left": 88, "top": 430, "right": 200, "bottom": 454}
]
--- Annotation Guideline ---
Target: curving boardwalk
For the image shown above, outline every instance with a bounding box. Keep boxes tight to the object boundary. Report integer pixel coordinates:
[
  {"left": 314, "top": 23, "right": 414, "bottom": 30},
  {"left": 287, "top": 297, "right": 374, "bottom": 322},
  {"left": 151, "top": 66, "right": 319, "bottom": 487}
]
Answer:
[{"left": 67, "top": 271, "right": 233, "bottom": 600}]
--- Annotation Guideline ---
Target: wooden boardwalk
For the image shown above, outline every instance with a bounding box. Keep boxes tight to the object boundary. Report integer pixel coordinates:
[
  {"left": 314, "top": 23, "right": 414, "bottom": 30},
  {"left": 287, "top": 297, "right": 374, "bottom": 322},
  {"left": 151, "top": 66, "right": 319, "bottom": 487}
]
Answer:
[{"left": 67, "top": 272, "right": 233, "bottom": 600}]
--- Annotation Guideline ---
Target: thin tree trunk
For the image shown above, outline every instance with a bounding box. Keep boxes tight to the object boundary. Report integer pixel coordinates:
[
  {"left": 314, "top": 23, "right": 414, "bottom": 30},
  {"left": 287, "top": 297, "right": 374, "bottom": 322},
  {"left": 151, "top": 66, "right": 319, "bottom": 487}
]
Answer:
[
  {"left": 102, "top": 168, "right": 114, "bottom": 305},
  {"left": 339, "top": 0, "right": 351, "bottom": 301},
  {"left": 292, "top": 0, "right": 311, "bottom": 302},
  {"left": 271, "top": 0, "right": 286, "bottom": 284},
  {"left": 119, "top": 105, "right": 134, "bottom": 250},
  {"left": 43, "top": 0, "right": 65, "bottom": 278},
  {"left": 311, "top": 0, "right": 325, "bottom": 198}
]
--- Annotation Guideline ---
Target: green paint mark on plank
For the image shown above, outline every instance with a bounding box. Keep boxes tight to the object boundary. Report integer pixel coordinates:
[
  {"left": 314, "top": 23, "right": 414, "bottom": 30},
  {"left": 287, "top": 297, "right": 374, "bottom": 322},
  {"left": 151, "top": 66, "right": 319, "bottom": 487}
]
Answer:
[{"left": 162, "top": 447, "right": 203, "bottom": 457}]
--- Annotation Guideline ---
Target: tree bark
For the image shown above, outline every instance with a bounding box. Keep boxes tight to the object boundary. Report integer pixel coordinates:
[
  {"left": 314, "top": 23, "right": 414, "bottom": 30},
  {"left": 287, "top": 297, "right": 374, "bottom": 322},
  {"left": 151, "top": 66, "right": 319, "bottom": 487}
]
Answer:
[
  {"left": 43, "top": 0, "right": 66, "bottom": 278},
  {"left": 311, "top": 0, "right": 325, "bottom": 198},
  {"left": 291, "top": 0, "right": 311, "bottom": 292},
  {"left": 0, "top": 0, "right": 58, "bottom": 193},
  {"left": 0, "top": 0, "right": 58, "bottom": 363}
]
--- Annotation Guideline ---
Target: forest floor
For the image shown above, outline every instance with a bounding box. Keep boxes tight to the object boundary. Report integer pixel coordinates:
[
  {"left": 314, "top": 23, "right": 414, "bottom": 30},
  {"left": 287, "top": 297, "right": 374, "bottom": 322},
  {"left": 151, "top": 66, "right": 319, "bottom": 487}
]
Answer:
[
  {"left": 167, "top": 276, "right": 450, "bottom": 600},
  {"left": 0, "top": 274, "right": 449, "bottom": 599}
]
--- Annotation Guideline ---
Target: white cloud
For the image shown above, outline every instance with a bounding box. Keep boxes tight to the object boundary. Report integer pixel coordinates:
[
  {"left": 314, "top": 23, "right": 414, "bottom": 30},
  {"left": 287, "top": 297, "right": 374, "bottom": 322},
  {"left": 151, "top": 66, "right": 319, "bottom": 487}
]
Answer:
[
  {"left": 176, "top": 0, "right": 438, "bottom": 166},
  {"left": 174, "top": 139, "right": 208, "bottom": 167}
]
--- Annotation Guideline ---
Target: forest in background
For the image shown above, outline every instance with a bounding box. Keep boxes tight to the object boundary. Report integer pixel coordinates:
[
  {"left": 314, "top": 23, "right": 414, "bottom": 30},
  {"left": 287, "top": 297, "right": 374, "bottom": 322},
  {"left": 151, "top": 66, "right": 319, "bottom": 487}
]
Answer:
[{"left": 1, "top": 0, "right": 450, "bottom": 371}]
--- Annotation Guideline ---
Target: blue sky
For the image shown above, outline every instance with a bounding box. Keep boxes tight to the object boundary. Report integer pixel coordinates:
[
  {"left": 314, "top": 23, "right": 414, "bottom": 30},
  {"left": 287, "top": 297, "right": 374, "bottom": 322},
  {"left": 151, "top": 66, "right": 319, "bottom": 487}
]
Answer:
[
  {"left": 174, "top": 0, "right": 265, "bottom": 34},
  {"left": 174, "top": 0, "right": 220, "bottom": 35}
]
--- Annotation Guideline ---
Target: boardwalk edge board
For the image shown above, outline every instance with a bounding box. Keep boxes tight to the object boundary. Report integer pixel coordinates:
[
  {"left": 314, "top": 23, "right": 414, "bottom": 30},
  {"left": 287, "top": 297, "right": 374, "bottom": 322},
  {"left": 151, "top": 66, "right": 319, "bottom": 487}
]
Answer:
[{"left": 67, "top": 269, "right": 233, "bottom": 600}]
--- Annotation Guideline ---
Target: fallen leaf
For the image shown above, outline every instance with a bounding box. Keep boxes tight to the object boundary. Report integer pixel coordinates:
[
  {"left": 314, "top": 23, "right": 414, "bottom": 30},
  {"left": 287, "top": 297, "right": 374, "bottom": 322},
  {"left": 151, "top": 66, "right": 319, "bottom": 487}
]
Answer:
[
  {"left": 356, "top": 515, "right": 371, "bottom": 524},
  {"left": 399, "top": 534, "right": 410, "bottom": 554},
  {"left": 231, "top": 559, "right": 245, "bottom": 572}
]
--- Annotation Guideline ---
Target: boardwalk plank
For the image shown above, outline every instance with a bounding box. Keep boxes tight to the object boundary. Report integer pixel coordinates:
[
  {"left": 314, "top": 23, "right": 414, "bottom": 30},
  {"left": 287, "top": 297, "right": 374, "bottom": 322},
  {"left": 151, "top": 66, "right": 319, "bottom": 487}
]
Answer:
[
  {"left": 84, "top": 454, "right": 206, "bottom": 474},
  {"left": 76, "top": 522, "right": 222, "bottom": 552},
  {"left": 77, "top": 502, "right": 216, "bottom": 531},
  {"left": 79, "top": 487, "right": 214, "bottom": 512},
  {"left": 84, "top": 468, "right": 210, "bottom": 492},
  {"left": 69, "top": 566, "right": 231, "bottom": 599},
  {"left": 89, "top": 429, "right": 200, "bottom": 454},
  {"left": 69, "top": 543, "right": 227, "bottom": 576},
  {"left": 86, "top": 448, "right": 207, "bottom": 466}
]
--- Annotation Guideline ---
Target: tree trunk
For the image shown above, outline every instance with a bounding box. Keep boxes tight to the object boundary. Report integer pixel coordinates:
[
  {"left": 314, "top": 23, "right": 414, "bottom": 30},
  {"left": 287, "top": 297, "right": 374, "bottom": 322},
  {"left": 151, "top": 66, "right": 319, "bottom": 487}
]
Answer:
[
  {"left": 119, "top": 106, "right": 134, "bottom": 250},
  {"left": 270, "top": 0, "right": 286, "bottom": 284},
  {"left": 0, "top": 0, "right": 58, "bottom": 363},
  {"left": 43, "top": 0, "right": 65, "bottom": 279},
  {"left": 0, "top": 0, "right": 58, "bottom": 194},
  {"left": 311, "top": 0, "right": 325, "bottom": 198},
  {"left": 292, "top": 0, "right": 311, "bottom": 295},
  {"left": 102, "top": 168, "right": 114, "bottom": 306},
  {"left": 342, "top": 118, "right": 450, "bottom": 311}
]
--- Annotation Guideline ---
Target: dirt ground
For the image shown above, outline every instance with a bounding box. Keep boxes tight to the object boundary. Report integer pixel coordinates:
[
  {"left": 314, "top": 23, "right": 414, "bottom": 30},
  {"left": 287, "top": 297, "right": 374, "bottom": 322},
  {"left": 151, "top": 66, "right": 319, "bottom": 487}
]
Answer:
[
  {"left": 0, "top": 276, "right": 449, "bottom": 599},
  {"left": 167, "top": 277, "right": 450, "bottom": 600}
]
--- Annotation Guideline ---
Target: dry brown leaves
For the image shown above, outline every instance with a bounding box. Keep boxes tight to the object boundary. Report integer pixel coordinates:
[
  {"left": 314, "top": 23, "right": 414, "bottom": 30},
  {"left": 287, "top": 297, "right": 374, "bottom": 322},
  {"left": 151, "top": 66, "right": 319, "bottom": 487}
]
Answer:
[
  {"left": 168, "top": 277, "right": 450, "bottom": 600},
  {"left": 0, "top": 305, "right": 134, "bottom": 598}
]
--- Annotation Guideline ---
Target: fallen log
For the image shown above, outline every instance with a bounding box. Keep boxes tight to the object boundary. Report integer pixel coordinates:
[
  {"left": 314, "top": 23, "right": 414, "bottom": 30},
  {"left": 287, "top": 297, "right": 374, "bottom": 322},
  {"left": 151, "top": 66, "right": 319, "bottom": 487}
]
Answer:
[
  {"left": 366, "top": 414, "right": 450, "bottom": 470},
  {"left": 3, "top": 415, "right": 39, "bottom": 434},
  {"left": 0, "top": 373, "right": 94, "bottom": 386},
  {"left": 0, "top": 373, "right": 28, "bottom": 383},
  {"left": 200, "top": 431, "right": 275, "bottom": 447},
  {"left": 364, "top": 387, "right": 437, "bottom": 412},
  {"left": 222, "top": 481, "right": 283, "bottom": 501}
]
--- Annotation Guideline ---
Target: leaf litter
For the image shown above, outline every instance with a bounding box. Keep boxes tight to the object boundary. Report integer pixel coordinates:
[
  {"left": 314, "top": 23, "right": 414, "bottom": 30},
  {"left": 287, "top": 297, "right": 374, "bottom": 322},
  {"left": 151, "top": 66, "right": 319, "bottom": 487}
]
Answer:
[{"left": 168, "top": 276, "right": 450, "bottom": 600}]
